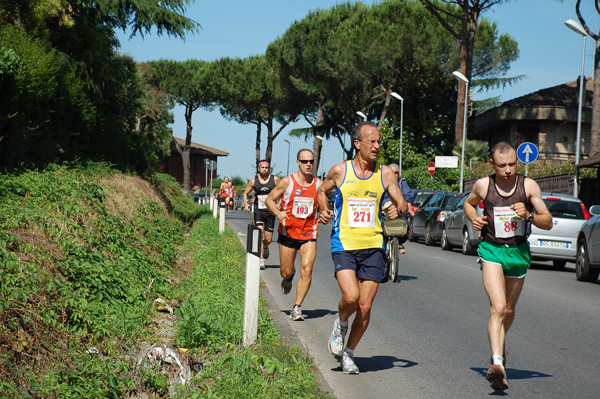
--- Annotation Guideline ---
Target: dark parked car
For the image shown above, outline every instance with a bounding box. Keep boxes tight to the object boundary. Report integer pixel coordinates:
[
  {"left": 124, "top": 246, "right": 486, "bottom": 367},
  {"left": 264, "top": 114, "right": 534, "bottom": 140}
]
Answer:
[
  {"left": 441, "top": 193, "right": 483, "bottom": 255},
  {"left": 409, "top": 191, "right": 465, "bottom": 245},
  {"left": 575, "top": 205, "right": 600, "bottom": 282},
  {"left": 410, "top": 190, "right": 436, "bottom": 215}
]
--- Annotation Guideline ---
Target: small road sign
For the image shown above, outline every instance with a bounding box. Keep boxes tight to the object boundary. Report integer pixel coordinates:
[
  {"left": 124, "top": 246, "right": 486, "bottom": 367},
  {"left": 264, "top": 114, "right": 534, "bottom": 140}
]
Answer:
[
  {"left": 428, "top": 162, "right": 435, "bottom": 176},
  {"left": 517, "top": 142, "right": 538, "bottom": 164}
]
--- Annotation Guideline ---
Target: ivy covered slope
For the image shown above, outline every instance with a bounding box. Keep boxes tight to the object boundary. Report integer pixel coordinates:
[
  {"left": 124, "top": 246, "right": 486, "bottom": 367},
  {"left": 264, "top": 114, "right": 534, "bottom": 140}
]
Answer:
[
  {"left": 0, "top": 163, "right": 330, "bottom": 398},
  {"left": 0, "top": 163, "right": 195, "bottom": 396}
]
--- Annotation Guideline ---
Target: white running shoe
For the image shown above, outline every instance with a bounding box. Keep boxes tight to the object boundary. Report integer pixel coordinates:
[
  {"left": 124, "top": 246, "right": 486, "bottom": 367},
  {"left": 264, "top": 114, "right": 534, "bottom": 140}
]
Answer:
[
  {"left": 341, "top": 352, "right": 359, "bottom": 374},
  {"left": 328, "top": 318, "right": 347, "bottom": 356},
  {"left": 290, "top": 305, "right": 304, "bottom": 321},
  {"left": 260, "top": 258, "right": 265, "bottom": 270}
]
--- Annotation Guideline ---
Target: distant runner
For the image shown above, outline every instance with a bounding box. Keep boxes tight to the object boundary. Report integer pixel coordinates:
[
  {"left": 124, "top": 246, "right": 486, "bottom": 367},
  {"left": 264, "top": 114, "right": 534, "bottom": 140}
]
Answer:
[
  {"left": 219, "top": 176, "right": 233, "bottom": 213},
  {"left": 243, "top": 160, "right": 280, "bottom": 269}
]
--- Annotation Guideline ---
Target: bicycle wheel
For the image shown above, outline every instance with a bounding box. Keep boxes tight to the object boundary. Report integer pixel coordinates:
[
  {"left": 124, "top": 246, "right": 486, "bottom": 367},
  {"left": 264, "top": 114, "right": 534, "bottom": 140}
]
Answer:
[
  {"left": 389, "top": 237, "right": 399, "bottom": 283},
  {"left": 383, "top": 238, "right": 391, "bottom": 282}
]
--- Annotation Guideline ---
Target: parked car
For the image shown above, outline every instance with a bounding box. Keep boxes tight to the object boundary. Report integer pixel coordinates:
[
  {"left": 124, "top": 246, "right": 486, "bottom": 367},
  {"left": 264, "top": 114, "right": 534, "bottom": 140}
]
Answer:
[
  {"left": 528, "top": 192, "right": 590, "bottom": 270},
  {"left": 441, "top": 193, "right": 483, "bottom": 255},
  {"left": 409, "top": 191, "right": 464, "bottom": 245},
  {"left": 410, "top": 190, "right": 436, "bottom": 215},
  {"left": 233, "top": 195, "right": 245, "bottom": 210},
  {"left": 575, "top": 205, "right": 600, "bottom": 282}
]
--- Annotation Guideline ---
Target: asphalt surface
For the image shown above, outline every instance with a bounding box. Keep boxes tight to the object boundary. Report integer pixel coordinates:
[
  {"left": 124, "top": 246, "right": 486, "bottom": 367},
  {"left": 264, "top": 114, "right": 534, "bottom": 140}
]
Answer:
[{"left": 224, "top": 209, "right": 600, "bottom": 399}]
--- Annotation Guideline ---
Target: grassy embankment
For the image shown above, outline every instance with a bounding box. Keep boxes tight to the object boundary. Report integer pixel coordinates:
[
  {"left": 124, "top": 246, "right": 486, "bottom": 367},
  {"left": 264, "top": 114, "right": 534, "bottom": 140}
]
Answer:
[{"left": 0, "top": 163, "right": 331, "bottom": 398}]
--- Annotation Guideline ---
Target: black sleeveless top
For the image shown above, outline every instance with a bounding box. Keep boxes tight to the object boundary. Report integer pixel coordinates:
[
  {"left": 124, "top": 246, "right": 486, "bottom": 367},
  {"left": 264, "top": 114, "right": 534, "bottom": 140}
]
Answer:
[
  {"left": 253, "top": 174, "right": 276, "bottom": 214},
  {"left": 482, "top": 174, "right": 532, "bottom": 245}
]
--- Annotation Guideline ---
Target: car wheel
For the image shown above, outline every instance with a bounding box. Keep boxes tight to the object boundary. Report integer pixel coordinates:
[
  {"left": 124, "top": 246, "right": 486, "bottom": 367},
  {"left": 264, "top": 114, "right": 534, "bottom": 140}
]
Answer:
[
  {"left": 575, "top": 239, "right": 600, "bottom": 282},
  {"left": 552, "top": 260, "right": 567, "bottom": 271},
  {"left": 424, "top": 223, "right": 434, "bottom": 246},
  {"left": 441, "top": 227, "right": 452, "bottom": 251},
  {"left": 408, "top": 220, "right": 417, "bottom": 242},
  {"left": 462, "top": 228, "right": 475, "bottom": 255}
]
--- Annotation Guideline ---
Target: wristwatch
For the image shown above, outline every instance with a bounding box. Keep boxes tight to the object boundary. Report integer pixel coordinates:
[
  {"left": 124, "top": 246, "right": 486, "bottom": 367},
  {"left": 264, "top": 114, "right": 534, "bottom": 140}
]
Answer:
[{"left": 527, "top": 212, "right": 535, "bottom": 222}]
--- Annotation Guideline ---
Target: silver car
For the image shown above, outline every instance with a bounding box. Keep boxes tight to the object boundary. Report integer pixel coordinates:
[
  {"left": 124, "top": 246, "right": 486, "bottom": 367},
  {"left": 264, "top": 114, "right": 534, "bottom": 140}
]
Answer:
[
  {"left": 528, "top": 192, "right": 590, "bottom": 270},
  {"left": 441, "top": 193, "right": 482, "bottom": 255},
  {"left": 575, "top": 205, "right": 600, "bottom": 282}
]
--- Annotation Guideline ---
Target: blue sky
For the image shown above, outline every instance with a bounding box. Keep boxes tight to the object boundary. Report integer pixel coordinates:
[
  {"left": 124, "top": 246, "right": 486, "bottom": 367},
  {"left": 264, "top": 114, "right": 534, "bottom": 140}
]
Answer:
[{"left": 117, "top": 0, "right": 597, "bottom": 181}]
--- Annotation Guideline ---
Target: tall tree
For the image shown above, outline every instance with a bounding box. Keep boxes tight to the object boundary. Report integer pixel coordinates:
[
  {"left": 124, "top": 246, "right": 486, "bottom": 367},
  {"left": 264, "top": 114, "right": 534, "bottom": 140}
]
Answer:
[
  {"left": 576, "top": 0, "right": 600, "bottom": 156},
  {"left": 266, "top": 4, "right": 357, "bottom": 175},
  {"left": 419, "top": 0, "right": 512, "bottom": 142},
  {"left": 217, "top": 55, "right": 300, "bottom": 168},
  {"left": 151, "top": 59, "right": 217, "bottom": 192},
  {"left": 0, "top": 0, "right": 198, "bottom": 170}
]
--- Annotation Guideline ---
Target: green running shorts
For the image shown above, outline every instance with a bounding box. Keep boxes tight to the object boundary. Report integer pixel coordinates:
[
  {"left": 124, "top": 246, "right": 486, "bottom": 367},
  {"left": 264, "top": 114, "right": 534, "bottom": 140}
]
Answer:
[{"left": 477, "top": 239, "right": 531, "bottom": 278}]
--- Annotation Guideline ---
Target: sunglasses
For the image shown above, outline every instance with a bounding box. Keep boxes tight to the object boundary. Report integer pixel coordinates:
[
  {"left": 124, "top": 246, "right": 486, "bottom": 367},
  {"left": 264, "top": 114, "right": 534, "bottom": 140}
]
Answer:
[{"left": 298, "top": 159, "right": 315, "bottom": 164}]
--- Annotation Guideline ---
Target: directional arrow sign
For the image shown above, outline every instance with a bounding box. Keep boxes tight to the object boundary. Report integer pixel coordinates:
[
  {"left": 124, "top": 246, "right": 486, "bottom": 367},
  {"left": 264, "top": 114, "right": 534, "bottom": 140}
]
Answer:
[{"left": 517, "top": 142, "right": 538, "bottom": 164}]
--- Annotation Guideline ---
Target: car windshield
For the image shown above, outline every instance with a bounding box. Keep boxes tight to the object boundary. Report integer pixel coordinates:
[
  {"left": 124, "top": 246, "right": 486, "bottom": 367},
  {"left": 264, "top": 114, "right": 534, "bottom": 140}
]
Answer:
[
  {"left": 443, "top": 195, "right": 462, "bottom": 210},
  {"left": 543, "top": 198, "right": 585, "bottom": 219},
  {"left": 414, "top": 192, "right": 433, "bottom": 207}
]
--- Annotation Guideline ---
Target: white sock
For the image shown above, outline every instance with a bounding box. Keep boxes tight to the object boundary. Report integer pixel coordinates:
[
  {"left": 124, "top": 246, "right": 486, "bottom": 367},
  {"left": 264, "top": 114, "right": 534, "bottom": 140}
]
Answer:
[
  {"left": 339, "top": 319, "right": 348, "bottom": 328},
  {"left": 492, "top": 354, "right": 504, "bottom": 366},
  {"left": 344, "top": 348, "right": 354, "bottom": 356}
]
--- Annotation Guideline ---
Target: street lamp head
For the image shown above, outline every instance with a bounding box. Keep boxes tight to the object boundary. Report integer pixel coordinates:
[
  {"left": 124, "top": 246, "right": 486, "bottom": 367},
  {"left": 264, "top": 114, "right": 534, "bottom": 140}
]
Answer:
[
  {"left": 453, "top": 71, "right": 469, "bottom": 83},
  {"left": 356, "top": 111, "right": 367, "bottom": 120},
  {"left": 391, "top": 92, "right": 404, "bottom": 102},
  {"left": 565, "top": 19, "right": 587, "bottom": 36},
  {"left": 283, "top": 139, "right": 290, "bottom": 144}
]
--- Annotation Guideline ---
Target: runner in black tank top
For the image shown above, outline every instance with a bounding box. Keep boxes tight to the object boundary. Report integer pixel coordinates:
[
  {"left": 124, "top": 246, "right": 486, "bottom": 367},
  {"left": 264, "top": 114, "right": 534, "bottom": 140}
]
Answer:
[
  {"left": 463, "top": 142, "right": 552, "bottom": 391},
  {"left": 482, "top": 174, "right": 533, "bottom": 246},
  {"left": 242, "top": 160, "right": 280, "bottom": 269}
]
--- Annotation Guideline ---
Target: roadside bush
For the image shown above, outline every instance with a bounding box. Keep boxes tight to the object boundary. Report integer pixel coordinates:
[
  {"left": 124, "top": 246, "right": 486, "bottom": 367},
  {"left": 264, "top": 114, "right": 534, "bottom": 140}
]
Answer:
[{"left": 0, "top": 162, "right": 185, "bottom": 396}]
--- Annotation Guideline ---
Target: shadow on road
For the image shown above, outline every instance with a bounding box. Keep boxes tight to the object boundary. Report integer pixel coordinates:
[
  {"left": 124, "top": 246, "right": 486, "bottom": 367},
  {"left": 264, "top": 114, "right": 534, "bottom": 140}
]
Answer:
[
  {"left": 330, "top": 355, "right": 418, "bottom": 374},
  {"left": 279, "top": 308, "right": 337, "bottom": 320},
  {"left": 471, "top": 366, "right": 552, "bottom": 381}
]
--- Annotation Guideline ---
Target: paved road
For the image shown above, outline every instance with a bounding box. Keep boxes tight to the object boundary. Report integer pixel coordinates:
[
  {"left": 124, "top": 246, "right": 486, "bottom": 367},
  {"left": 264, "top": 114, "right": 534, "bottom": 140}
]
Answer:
[{"left": 224, "top": 210, "right": 600, "bottom": 399}]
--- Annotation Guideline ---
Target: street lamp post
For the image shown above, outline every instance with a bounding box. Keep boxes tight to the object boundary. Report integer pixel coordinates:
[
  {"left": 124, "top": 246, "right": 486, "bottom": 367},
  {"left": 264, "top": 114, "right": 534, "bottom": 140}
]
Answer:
[
  {"left": 283, "top": 139, "right": 291, "bottom": 176},
  {"left": 391, "top": 92, "right": 404, "bottom": 176},
  {"left": 453, "top": 71, "right": 469, "bottom": 193},
  {"left": 356, "top": 111, "right": 367, "bottom": 120},
  {"left": 565, "top": 19, "right": 587, "bottom": 197}
]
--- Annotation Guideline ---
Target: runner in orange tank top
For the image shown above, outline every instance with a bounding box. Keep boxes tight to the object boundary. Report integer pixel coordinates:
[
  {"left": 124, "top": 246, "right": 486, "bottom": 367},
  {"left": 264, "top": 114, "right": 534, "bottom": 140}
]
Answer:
[{"left": 266, "top": 149, "right": 321, "bottom": 321}]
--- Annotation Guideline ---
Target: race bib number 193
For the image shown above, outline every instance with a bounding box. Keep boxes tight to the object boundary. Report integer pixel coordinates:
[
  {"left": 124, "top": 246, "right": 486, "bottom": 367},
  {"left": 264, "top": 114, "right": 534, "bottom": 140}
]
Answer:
[{"left": 292, "top": 197, "right": 314, "bottom": 218}]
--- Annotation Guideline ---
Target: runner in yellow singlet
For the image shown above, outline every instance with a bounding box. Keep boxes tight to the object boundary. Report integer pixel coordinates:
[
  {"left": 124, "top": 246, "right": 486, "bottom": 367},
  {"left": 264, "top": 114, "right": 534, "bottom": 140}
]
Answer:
[{"left": 317, "top": 121, "right": 407, "bottom": 374}]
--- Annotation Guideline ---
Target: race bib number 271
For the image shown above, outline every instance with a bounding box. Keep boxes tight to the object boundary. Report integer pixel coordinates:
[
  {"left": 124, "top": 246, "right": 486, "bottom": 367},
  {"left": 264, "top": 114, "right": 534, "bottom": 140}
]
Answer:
[{"left": 347, "top": 198, "right": 376, "bottom": 228}]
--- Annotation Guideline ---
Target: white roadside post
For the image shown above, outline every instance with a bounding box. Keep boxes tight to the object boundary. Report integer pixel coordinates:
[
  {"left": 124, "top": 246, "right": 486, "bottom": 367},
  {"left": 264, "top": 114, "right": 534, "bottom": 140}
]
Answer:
[
  {"left": 212, "top": 196, "right": 218, "bottom": 218},
  {"left": 243, "top": 224, "right": 262, "bottom": 347},
  {"left": 218, "top": 197, "right": 226, "bottom": 234}
]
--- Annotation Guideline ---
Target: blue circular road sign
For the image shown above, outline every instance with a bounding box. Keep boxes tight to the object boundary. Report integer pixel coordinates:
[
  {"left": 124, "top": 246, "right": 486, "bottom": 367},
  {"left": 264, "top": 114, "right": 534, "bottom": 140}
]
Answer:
[{"left": 517, "top": 142, "right": 538, "bottom": 164}]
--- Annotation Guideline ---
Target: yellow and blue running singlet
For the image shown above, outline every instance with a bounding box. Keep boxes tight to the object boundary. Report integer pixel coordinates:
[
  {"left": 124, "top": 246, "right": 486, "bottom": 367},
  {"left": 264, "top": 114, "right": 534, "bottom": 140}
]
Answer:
[{"left": 331, "top": 160, "right": 386, "bottom": 252}]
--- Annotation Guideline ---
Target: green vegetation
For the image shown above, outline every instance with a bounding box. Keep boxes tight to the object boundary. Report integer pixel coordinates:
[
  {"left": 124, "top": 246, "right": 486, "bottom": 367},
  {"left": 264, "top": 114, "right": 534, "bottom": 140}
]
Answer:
[{"left": 0, "top": 163, "right": 330, "bottom": 398}]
